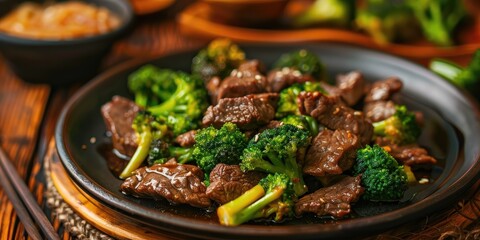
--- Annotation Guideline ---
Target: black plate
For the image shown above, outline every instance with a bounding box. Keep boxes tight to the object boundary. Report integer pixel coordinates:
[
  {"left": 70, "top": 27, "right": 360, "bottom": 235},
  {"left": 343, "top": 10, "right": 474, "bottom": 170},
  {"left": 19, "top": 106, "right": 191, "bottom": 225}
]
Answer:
[{"left": 55, "top": 43, "right": 480, "bottom": 240}]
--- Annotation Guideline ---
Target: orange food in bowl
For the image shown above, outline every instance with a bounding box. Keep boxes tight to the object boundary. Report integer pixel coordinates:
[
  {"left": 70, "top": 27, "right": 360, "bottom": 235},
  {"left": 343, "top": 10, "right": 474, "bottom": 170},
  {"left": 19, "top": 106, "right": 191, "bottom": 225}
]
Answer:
[{"left": 0, "top": 1, "right": 121, "bottom": 40}]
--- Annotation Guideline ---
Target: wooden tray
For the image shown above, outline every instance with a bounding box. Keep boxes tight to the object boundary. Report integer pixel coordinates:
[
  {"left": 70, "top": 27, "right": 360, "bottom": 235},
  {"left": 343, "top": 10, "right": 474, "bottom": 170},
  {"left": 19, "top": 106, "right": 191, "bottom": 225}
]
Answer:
[{"left": 177, "top": 2, "right": 480, "bottom": 65}]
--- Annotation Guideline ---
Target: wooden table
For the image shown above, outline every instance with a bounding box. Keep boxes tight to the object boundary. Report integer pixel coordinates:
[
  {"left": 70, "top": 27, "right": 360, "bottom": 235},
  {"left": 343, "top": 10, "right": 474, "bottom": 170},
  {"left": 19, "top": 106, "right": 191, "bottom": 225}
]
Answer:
[{"left": 0, "top": 1, "right": 479, "bottom": 239}]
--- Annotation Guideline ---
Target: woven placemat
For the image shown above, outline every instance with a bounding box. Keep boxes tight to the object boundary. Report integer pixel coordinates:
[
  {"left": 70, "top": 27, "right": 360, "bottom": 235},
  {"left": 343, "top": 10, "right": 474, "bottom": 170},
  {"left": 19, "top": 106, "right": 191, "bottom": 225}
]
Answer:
[{"left": 44, "top": 156, "right": 114, "bottom": 240}]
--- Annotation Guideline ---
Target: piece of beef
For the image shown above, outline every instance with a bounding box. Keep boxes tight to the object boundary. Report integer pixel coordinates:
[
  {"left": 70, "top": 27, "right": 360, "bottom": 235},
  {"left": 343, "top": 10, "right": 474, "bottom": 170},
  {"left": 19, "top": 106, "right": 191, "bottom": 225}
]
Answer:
[
  {"left": 298, "top": 91, "right": 373, "bottom": 145},
  {"left": 319, "top": 82, "right": 343, "bottom": 97},
  {"left": 206, "top": 164, "right": 265, "bottom": 204},
  {"left": 101, "top": 96, "right": 140, "bottom": 157},
  {"left": 206, "top": 76, "right": 222, "bottom": 104},
  {"left": 304, "top": 129, "right": 360, "bottom": 176},
  {"left": 335, "top": 71, "right": 366, "bottom": 106},
  {"left": 364, "top": 77, "right": 403, "bottom": 103},
  {"left": 120, "top": 159, "right": 211, "bottom": 208},
  {"left": 375, "top": 138, "right": 437, "bottom": 166},
  {"left": 295, "top": 176, "right": 364, "bottom": 218},
  {"left": 266, "top": 67, "right": 315, "bottom": 92},
  {"left": 216, "top": 60, "right": 268, "bottom": 103},
  {"left": 363, "top": 100, "right": 397, "bottom": 122},
  {"left": 202, "top": 93, "right": 279, "bottom": 130},
  {"left": 175, "top": 130, "right": 196, "bottom": 147}
]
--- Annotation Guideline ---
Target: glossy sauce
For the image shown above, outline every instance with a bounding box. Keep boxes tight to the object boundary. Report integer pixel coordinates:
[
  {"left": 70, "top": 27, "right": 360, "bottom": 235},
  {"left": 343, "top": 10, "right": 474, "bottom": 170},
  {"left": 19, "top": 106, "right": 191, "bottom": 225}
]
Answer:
[{"left": 0, "top": 1, "right": 121, "bottom": 39}]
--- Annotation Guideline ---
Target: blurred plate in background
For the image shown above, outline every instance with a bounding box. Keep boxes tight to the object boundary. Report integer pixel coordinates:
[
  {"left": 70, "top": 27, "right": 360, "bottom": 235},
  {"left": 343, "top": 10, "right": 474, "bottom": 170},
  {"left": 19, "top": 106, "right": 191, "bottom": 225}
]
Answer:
[{"left": 178, "top": 1, "right": 480, "bottom": 65}]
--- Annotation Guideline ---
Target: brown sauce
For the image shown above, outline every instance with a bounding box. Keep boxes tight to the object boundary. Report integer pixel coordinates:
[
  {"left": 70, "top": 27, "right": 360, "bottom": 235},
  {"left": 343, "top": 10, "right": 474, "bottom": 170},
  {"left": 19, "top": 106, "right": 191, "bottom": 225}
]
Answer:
[{"left": 0, "top": 1, "right": 121, "bottom": 40}]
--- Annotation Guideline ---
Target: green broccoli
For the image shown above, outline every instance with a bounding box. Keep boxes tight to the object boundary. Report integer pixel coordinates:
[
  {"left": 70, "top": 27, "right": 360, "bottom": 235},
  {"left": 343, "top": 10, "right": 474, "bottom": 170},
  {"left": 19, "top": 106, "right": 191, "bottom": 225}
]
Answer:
[
  {"left": 276, "top": 82, "right": 325, "bottom": 118},
  {"left": 147, "top": 139, "right": 194, "bottom": 165},
  {"left": 192, "top": 122, "right": 248, "bottom": 174},
  {"left": 127, "top": 66, "right": 177, "bottom": 108},
  {"left": 192, "top": 38, "right": 246, "bottom": 81},
  {"left": 372, "top": 105, "right": 421, "bottom": 145},
  {"left": 429, "top": 49, "right": 480, "bottom": 99},
  {"left": 147, "top": 71, "right": 209, "bottom": 136},
  {"left": 292, "top": 0, "right": 356, "bottom": 28},
  {"left": 119, "top": 111, "right": 169, "bottom": 179},
  {"left": 356, "top": 1, "right": 421, "bottom": 44},
  {"left": 274, "top": 49, "right": 326, "bottom": 80},
  {"left": 217, "top": 173, "right": 295, "bottom": 226},
  {"left": 279, "top": 115, "right": 319, "bottom": 137},
  {"left": 353, "top": 145, "right": 408, "bottom": 201},
  {"left": 408, "top": 0, "right": 467, "bottom": 46},
  {"left": 240, "top": 124, "right": 311, "bottom": 196}
]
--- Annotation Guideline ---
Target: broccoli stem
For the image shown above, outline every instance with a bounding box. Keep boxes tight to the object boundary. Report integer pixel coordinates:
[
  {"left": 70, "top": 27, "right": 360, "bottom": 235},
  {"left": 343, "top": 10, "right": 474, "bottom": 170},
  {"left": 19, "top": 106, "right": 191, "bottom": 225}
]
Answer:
[
  {"left": 372, "top": 120, "right": 387, "bottom": 136},
  {"left": 217, "top": 184, "right": 285, "bottom": 226},
  {"left": 426, "top": 3, "right": 452, "bottom": 46},
  {"left": 119, "top": 127, "right": 153, "bottom": 179},
  {"left": 304, "top": 116, "right": 319, "bottom": 136},
  {"left": 170, "top": 147, "right": 194, "bottom": 164},
  {"left": 429, "top": 59, "right": 464, "bottom": 87},
  {"left": 134, "top": 93, "right": 149, "bottom": 108},
  {"left": 148, "top": 83, "right": 188, "bottom": 115},
  {"left": 290, "top": 174, "right": 307, "bottom": 196}
]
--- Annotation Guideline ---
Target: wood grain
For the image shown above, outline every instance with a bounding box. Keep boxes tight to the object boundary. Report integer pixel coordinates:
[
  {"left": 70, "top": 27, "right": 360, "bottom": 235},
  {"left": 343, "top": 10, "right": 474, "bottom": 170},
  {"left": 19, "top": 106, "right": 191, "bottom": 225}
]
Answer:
[{"left": 0, "top": 59, "right": 50, "bottom": 240}]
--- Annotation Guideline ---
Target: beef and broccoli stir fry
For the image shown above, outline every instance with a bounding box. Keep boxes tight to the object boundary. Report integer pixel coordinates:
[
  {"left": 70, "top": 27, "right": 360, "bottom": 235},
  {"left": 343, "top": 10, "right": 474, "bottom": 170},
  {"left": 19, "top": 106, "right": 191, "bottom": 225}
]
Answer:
[{"left": 100, "top": 39, "right": 437, "bottom": 226}]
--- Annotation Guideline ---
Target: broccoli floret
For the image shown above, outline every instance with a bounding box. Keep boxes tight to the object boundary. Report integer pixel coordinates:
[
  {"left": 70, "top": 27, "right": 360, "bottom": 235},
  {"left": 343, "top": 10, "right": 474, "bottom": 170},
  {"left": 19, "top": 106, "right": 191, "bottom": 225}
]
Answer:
[
  {"left": 128, "top": 66, "right": 178, "bottom": 108},
  {"left": 217, "top": 173, "right": 295, "bottom": 226},
  {"left": 276, "top": 82, "right": 325, "bottom": 118},
  {"left": 274, "top": 49, "right": 326, "bottom": 80},
  {"left": 147, "top": 71, "right": 209, "bottom": 136},
  {"left": 292, "top": 0, "right": 356, "bottom": 28},
  {"left": 192, "top": 122, "right": 248, "bottom": 174},
  {"left": 353, "top": 145, "right": 408, "bottom": 201},
  {"left": 408, "top": 0, "right": 467, "bottom": 46},
  {"left": 148, "top": 139, "right": 194, "bottom": 165},
  {"left": 279, "top": 115, "right": 319, "bottom": 137},
  {"left": 192, "top": 38, "right": 246, "bottom": 81},
  {"left": 240, "top": 124, "right": 311, "bottom": 196},
  {"left": 372, "top": 105, "right": 421, "bottom": 145},
  {"left": 430, "top": 49, "right": 480, "bottom": 98},
  {"left": 356, "top": 1, "right": 421, "bottom": 44},
  {"left": 119, "top": 111, "right": 169, "bottom": 179}
]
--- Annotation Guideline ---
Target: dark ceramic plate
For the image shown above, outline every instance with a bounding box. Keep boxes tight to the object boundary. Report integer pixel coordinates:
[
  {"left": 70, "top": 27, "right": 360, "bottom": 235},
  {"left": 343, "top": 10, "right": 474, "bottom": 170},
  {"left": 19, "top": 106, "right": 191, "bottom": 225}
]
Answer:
[{"left": 56, "top": 44, "right": 480, "bottom": 240}]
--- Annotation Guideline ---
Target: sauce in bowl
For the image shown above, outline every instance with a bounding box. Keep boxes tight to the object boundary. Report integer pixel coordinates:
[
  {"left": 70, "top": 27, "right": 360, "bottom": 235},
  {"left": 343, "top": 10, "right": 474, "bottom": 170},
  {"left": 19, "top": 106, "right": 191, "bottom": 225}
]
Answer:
[{"left": 0, "top": 1, "right": 121, "bottom": 40}]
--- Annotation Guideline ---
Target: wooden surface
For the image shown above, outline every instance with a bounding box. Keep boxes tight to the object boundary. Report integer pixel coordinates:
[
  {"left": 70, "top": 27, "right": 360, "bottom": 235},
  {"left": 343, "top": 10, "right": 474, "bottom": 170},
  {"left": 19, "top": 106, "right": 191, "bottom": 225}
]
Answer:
[{"left": 0, "top": 0, "right": 479, "bottom": 239}]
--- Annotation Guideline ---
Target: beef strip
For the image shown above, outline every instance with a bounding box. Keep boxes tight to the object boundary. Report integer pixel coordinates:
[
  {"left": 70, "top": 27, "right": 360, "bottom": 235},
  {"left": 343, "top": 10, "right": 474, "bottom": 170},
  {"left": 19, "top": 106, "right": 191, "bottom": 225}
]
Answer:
[
  {"left": 295, "top": 176, "right": 364, "bottom": 218},
  {"left": 216, "top": 60, "right": 268, "bottom": 102},
  {"left": 375, "top": 137, "right": 437, "bottom": 166},
  {"left": 363, "top": 100, "right": 397, "bottom": 122},
  {"left": 101, "top": 96, "right": 140, "bottom": 157},
  {"left": 206, "top": 164, "right": 265, "bottom": 204},
  {"left": 175, "top": 130, "right": 196, "bottom": 147},
  {"left": 335, "top": 71, "right": 366, "bottom": 106},
  {"left": 364, "top": 77, "right": 403, "bottom": 103},
  {"left": 298, "top": 91, "right": 373, "bottom": 145},
  {"left": 304, "top": 129, "right": 360, "bottom": 176},
  {"left": 266, "top": 67, "right": 315, "bottom": 92},
  {"left": 202, "top": 93, "right": 279, "bottom": 130},
  {"left": 120, "top": 159, "right": 211, "bottom": 208}
]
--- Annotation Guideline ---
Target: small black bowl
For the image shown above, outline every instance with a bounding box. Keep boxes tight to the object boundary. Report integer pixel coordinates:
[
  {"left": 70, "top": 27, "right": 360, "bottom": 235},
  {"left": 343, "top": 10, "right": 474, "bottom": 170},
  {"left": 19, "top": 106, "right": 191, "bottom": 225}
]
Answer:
[{"left": 0, "top": 0, "right": 134, "bottom": 85}]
